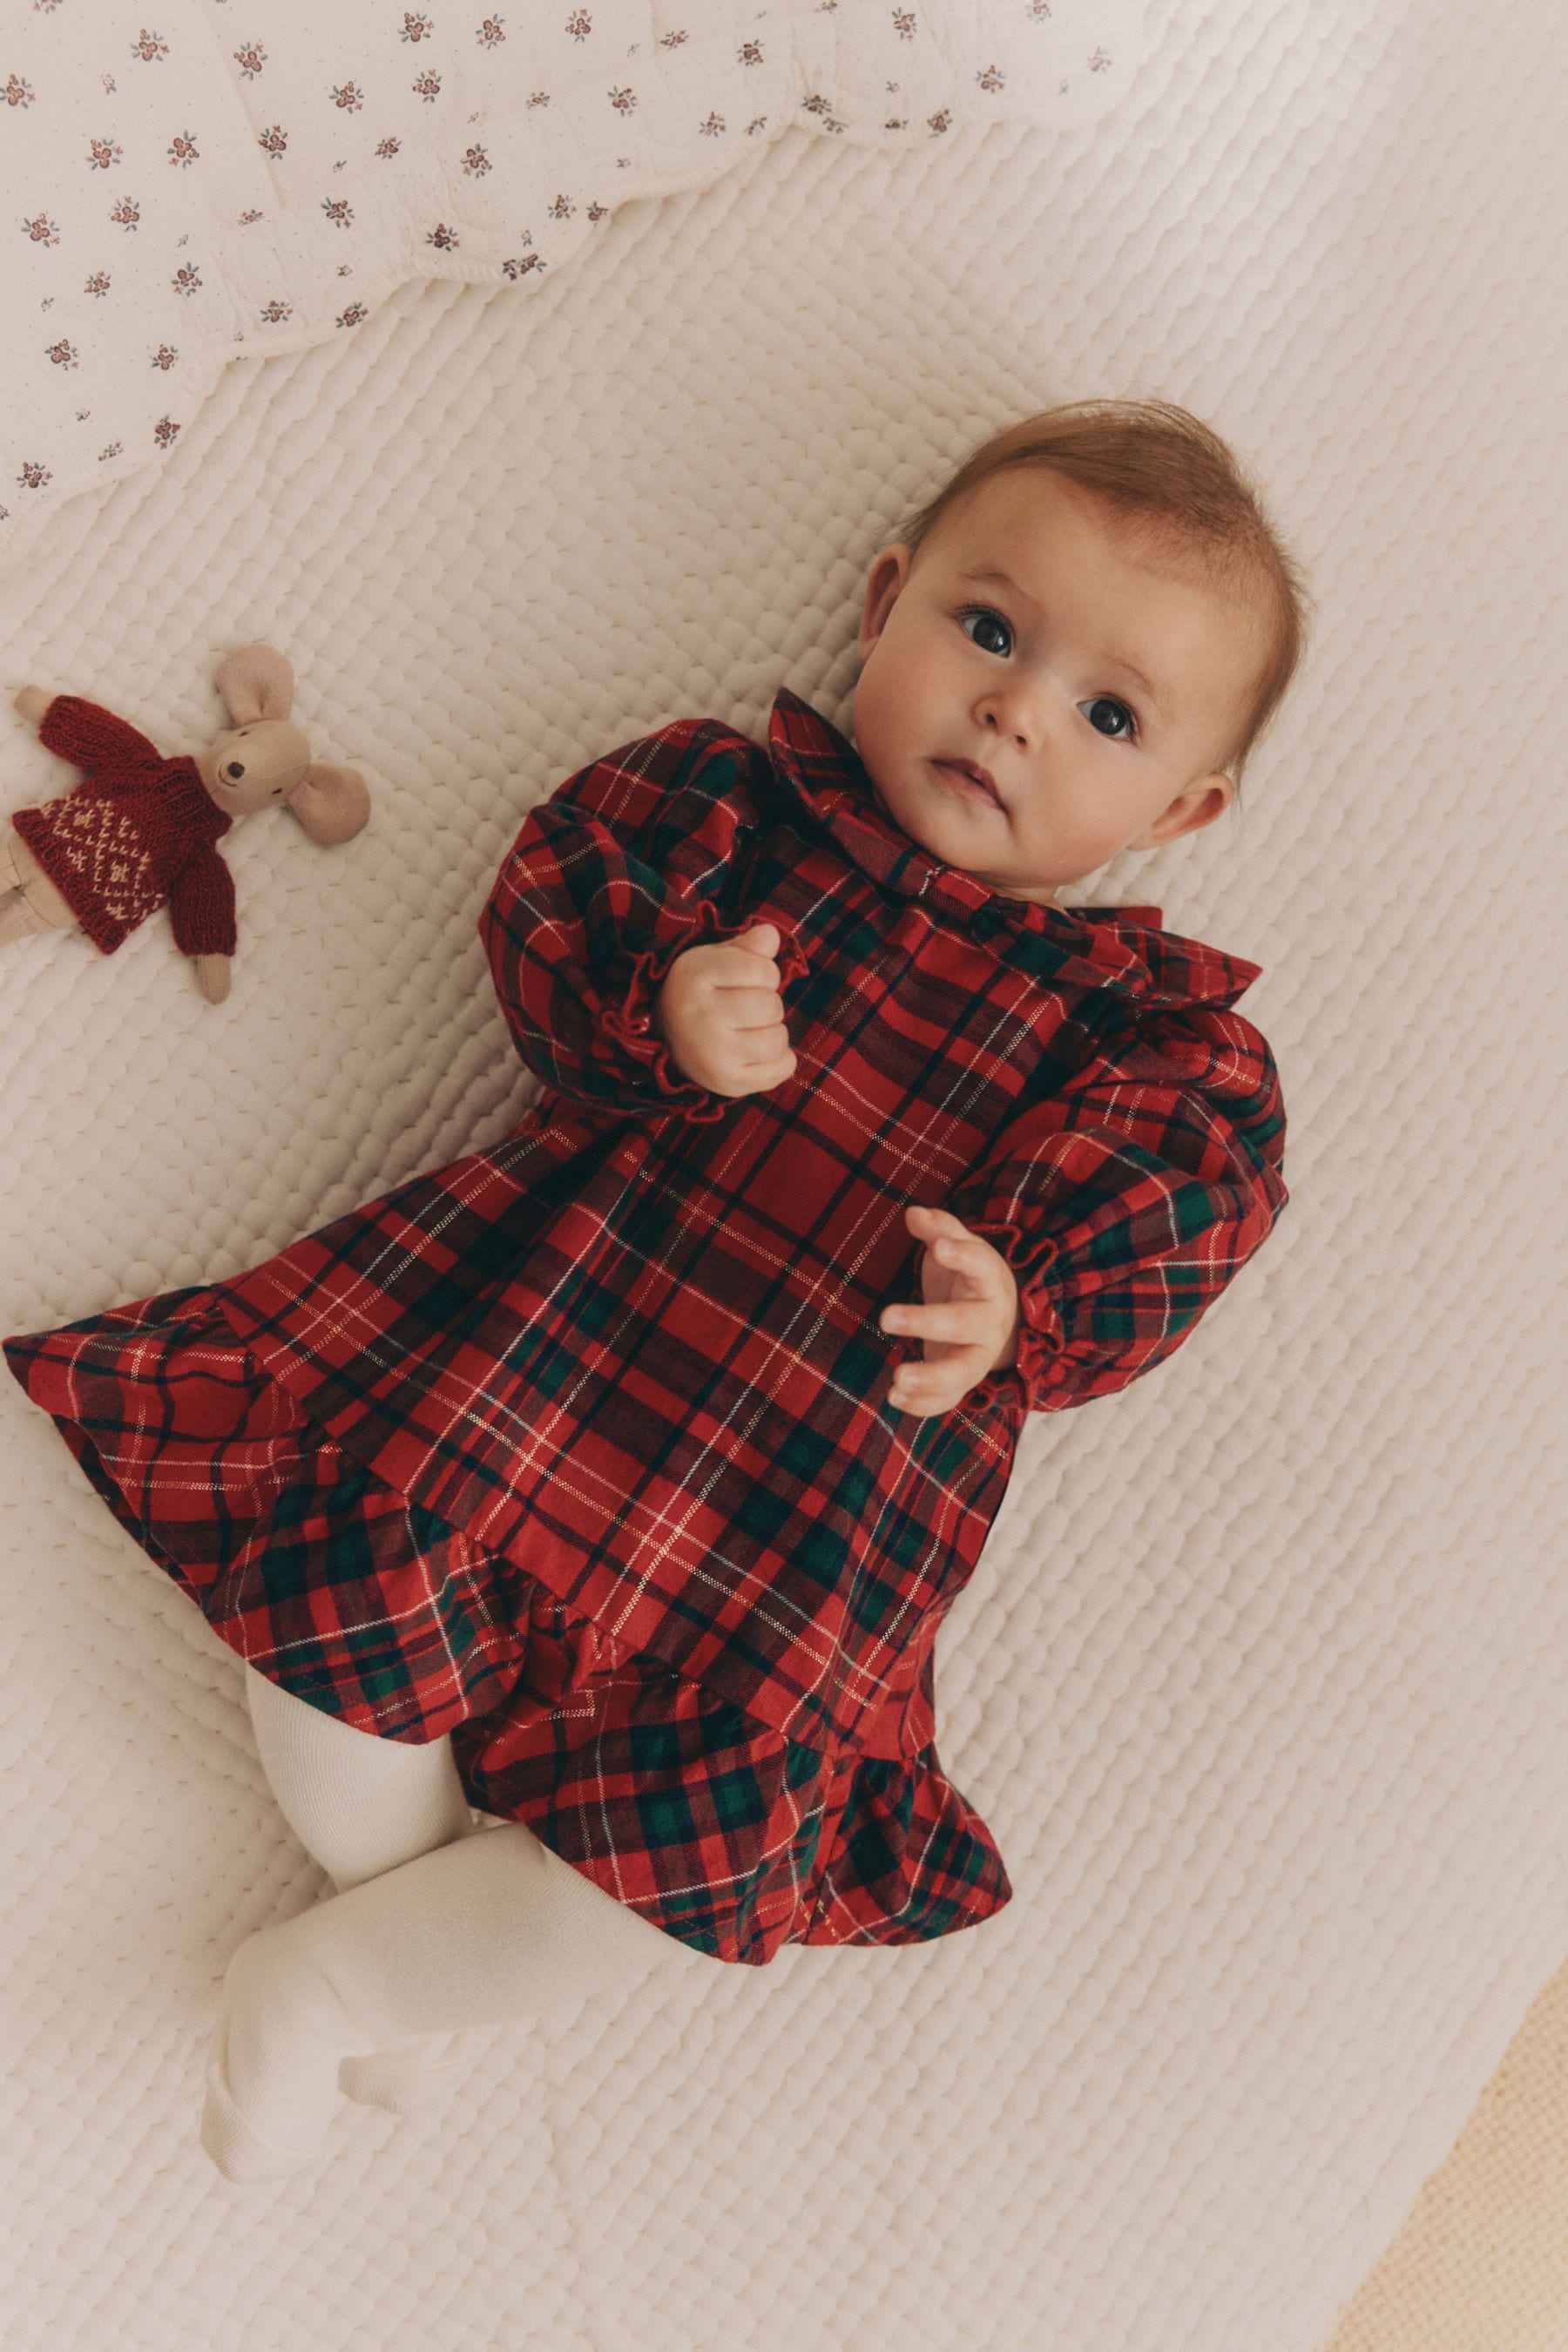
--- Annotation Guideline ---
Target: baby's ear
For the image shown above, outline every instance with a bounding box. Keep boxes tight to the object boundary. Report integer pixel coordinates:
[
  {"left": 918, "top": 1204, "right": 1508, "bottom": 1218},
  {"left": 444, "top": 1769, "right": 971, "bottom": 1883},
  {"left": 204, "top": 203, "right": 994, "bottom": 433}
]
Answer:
[
  {"left": 215, "top": 644, "right": 294, "bottom": 727},
  {"left": 285, "top": 762, "right": 370, "bottom": 846}
]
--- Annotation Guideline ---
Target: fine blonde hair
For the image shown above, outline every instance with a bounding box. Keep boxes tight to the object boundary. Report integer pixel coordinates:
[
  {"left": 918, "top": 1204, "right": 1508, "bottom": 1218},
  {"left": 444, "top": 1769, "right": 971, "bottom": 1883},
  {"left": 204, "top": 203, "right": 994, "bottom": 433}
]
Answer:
[{"left": 899, "top": 398, "right": 1311, "bottom": 788}]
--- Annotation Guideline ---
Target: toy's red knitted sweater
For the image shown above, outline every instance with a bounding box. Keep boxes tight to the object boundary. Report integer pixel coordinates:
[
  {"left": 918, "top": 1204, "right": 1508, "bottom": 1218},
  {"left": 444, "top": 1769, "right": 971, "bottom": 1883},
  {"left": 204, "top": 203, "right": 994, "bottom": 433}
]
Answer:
[{"left": 10, "top": 694, "right": 236, "bottom": 957}]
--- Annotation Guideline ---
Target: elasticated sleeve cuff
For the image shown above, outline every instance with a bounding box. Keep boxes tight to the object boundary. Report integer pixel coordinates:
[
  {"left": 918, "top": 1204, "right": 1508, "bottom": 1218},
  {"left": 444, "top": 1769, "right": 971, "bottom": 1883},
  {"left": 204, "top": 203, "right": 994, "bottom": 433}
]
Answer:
[
  {"left": 598, "top": 903, "right": 811, "bottom": 1122},
  {"left": 925, "top": 1213, "right": 1068, "bottom": 1416}
]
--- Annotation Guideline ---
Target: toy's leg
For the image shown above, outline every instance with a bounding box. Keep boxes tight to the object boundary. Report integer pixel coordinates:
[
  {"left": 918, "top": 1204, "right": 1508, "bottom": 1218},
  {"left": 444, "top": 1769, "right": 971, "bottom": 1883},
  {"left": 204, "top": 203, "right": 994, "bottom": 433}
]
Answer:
[
  {"left": 243, "top": 1663, "right": 485, "bottom": 2115},
  {"left": 0, "top": 835, "right": 75, "bottom": 938},
  {"left": 202, "top": 1799, "right": 696, "bottom": 2183}
]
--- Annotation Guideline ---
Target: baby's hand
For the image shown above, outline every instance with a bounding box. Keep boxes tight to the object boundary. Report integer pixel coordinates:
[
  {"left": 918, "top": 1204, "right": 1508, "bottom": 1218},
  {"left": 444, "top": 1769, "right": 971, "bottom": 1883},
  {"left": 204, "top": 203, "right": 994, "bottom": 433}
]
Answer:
[
  {"left": 880, "top": 1205, "right": 1021, "bottom": 1418},
  {"left": 651, "top": 922, "right": 797, "bottom": 1098}
]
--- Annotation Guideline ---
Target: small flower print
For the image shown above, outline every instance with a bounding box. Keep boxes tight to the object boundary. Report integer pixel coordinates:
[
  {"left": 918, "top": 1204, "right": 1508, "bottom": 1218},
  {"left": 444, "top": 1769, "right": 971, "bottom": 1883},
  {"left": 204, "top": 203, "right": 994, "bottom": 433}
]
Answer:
[
  {"left": 463, "top": 145, "right": 490, "bottom": 175},
  {"left": 45, "top": 339, "right": 78, "bottom": 369},
  {"left": 477, "top": 18, "right": 505, "bottom": 46},
  {"left": 401, "top": 11, "right": 434, "bottom": 39},
  {"left": 375, "top": 137, "right": 402, "bottom": 158},
  {"left": 526, "top": 90, "right": 550, "bottom": 108},
  {"left": 925, "top": 106, "right": 951, "bottom": 133},
  {"left": 745, "top": 117, "right": 767, "bottom": 134},
  {"left": 585, "top": 200, "right": 606, "bottom": 221},
  {"left": 501, "top": 252, "right": 542, "bottom": 278},
  {"left": 412, "top": 69, "right": 441, "bottom": 100},
  {"left": 152, "top": 416, "right": 180, "bottom": 448},
  {"left": 75, "top": 409, "right": 91, "bottom": 421},
  {"left": 1089, "top": 48, "right": 1112, "bottom": 71},
  {"left": 4, "top": 75, "right": 35, "bottom": 108},
  {"left": 98, "top": 444, "right": 122, "bottom": 463},
  {"left": 257, "top": 124, "right": 287, "bottom": 156},
  {"left": 238, "top": 207, "right": 262, "bottom": 224},
  {"left": 977, "top": 63, "right": 1004, "bottom": 91},
  {"left": 659, "top": 28, "right": 687, "bottom": 46},
  {"left": 547, "top": 193, "right": 575, "bottom": 219},
  {"left": 329, "top": 82, "right": 364, "bottom": 112},
  {"left": 738, "top": 40, "right": 763, "bottom": 65},
  {"left": 84, "top": 270, "right": 112, "bottom": 295},
  {"left": 87, "top": 138, "right": 124, "bottom": 170},
  {"left": 1026, "top": 2, "right": 1052, "bottom": 17},
  {"left": 801, "top": 92, "right": 832, "bottom": 116},
  {"left": 883, "top": 117, "right": 907, "bottom": 130},
  {"left": 321, "top": 197, "right": 354, "bottom": 226},
  {"left": 565, "top": 10, "right": 591, "bottom": 39},
  {"left": 608, "top": 85, "right": 635, "bottom": 113},
  {"left": 892, "top": 10, "right": 915, "bottom": 37},
  {"left": 21, "top": 213, "right": 60, "bottom": 246},
  {"left": 111, "top": 197, "right": 140, "bottom": 229},
  {"left": 168, "top": 131, "right": 199, "bottom": 166},
  {"left": 336, "top": 300, "right": 368, "bottom": 326},
  {"left": 131, "top": 28, "right": 170, "bottom": 63},
  {"left": 172, "top": 260, "right": 201, "bottom": 294},
  {"left": 151, "top": 342, "right": 178, "bottom": 368},
  {"left": 427, "top": 220, "right": 459, "bottom": 248},
  {"left": 260, "top": 297, "right": 292, "bottom": 321},
  {"left": 233, "top": 43, "right": 266, "bottom": 78},
  {"left": 18, "top": 462, "right": 52, "bottom": 490},
  {"left": 698, "top": 110, "right": 725, "bottom": 137}
]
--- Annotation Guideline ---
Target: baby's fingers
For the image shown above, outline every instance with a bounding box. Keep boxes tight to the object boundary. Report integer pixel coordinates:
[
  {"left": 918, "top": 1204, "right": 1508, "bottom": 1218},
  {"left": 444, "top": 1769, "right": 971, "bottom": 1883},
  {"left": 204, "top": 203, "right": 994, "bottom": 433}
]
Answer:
[
  {"left": 888, "top": 1351, "right": 983, "bottom": 1417},
  {"left": 879, "top": 1300, "right": 995, "bottom": 1345}
]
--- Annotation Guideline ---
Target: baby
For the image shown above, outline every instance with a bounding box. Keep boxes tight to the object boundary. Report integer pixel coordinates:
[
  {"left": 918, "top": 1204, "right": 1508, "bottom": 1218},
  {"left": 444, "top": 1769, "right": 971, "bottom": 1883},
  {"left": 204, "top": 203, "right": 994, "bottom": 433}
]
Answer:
[{"left": 3, "top": 397, "right": 1306, "bottom": 2181}]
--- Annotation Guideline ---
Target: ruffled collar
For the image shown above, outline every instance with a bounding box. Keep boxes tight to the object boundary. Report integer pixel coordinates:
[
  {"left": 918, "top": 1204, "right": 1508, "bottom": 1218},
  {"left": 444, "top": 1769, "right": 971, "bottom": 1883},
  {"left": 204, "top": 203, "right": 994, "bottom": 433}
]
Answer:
[{"left": 764, "top": 687, "right": 1262, "bottom": 1011}]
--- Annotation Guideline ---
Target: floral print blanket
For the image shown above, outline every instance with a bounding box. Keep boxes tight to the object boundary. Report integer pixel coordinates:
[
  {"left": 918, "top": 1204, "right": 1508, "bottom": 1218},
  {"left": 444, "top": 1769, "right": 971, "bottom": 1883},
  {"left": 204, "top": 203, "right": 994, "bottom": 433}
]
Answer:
[{"left": 2, "top": 0, "right": 1141, "bottom": 531}]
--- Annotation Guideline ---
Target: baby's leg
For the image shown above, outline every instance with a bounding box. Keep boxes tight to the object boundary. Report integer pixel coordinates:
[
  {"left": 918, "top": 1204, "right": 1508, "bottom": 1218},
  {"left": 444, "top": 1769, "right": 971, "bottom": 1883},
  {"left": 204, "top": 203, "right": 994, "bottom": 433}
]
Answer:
[
  {"left": 203, "top": 1802, "right": 700, "bottom": 2181},
  {"left": 243, "top": 1664, "right": 483, "bottom": 2114},
  {"left": 243, "top": 1664, "right": 475, "bottom": 1894}
]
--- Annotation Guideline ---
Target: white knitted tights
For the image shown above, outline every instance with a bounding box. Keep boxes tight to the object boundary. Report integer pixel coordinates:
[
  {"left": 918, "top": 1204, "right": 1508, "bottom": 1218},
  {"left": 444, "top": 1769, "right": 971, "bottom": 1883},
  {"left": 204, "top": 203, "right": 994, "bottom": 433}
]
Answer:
[{"left": 200, "top": 1665, "right": 705, "bottom": 2182}]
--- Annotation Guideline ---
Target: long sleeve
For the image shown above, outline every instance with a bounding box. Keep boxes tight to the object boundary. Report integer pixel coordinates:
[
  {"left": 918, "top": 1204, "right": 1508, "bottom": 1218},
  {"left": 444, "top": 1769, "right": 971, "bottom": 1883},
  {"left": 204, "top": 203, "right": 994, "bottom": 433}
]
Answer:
[
  {"left": 166, "top": 838, "right": 237, "bottom": 957},
  {"left": 37, "top": 694, "right": 166, "bottom": 784},
  {"left": 949, "top": 1000, "right": 1289, "bottom": 1416},
  {"left": 480, "top": 719, "right": 805, "bottom": 1121}
]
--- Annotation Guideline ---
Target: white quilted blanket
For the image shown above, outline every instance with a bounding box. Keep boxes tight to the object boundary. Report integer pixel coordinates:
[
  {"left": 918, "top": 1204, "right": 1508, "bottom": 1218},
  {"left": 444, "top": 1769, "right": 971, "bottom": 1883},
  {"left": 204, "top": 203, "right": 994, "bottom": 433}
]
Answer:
[{"left": 2, "top": 3, "right": 1565, "bottom": 2349}]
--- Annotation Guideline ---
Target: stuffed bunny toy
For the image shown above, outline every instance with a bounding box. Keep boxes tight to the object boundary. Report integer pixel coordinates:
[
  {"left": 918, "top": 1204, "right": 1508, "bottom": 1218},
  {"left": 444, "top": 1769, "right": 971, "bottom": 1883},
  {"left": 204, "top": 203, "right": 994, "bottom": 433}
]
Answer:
[{"left": 0, "top": 644, "right": 369, "bottom": 1003}]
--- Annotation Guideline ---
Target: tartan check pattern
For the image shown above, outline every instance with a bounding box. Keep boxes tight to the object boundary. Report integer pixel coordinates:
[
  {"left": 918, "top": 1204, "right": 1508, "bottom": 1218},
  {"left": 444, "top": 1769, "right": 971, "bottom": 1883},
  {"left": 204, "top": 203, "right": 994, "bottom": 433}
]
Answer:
[
  {"left": 4, "top": 687, "right": 1286, "bottom": 1961},
  {"left": 3, "top": 1281, "right": 1008, "bottom": 1964}
]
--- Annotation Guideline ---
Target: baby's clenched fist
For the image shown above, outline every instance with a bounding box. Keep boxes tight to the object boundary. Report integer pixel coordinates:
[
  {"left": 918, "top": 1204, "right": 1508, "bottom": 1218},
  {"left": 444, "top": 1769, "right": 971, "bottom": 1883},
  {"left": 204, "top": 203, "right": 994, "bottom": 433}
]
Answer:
[{"left": 652, "top": 922, "right": 798, "bottom": 1098}]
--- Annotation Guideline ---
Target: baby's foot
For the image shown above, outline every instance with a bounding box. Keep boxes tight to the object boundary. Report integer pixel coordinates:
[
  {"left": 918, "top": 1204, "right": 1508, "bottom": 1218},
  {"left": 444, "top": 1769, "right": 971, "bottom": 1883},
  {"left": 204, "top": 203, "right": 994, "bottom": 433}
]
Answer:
[
  {"left": 338, "top": 2029, "right": 483, "bottom": 2116},
  {"left": 199, "top": 1916, "right": 374, "bottom": 2182}
]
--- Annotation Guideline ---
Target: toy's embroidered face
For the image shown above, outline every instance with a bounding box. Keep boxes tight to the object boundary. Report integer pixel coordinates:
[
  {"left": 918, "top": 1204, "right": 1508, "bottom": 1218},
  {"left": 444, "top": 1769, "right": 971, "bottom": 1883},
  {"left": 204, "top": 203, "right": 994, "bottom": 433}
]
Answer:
[
  {"left": 198, "top": 718, "right": 310, "bottom": 814},
  {"left": 850, "top": 469, "right": 1262, "bottom": 901}
]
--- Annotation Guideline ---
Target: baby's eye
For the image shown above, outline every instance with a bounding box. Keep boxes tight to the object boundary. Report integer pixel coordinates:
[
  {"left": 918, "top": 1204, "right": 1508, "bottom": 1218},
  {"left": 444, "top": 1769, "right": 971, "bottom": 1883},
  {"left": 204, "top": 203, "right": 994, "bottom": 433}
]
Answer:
[
  {"left": 1082, "top": 696, "right": 1138, "bottom": 742},
  {"left": 957, "top": 605, "right": 1012, "bottom": 658}
]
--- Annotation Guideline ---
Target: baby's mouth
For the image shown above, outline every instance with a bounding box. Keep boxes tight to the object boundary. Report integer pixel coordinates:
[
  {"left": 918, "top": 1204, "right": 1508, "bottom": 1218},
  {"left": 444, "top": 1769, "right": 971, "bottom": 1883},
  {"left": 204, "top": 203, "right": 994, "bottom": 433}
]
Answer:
[{"left": 931, "top": 758, "right": 1003, "bottom": 809}]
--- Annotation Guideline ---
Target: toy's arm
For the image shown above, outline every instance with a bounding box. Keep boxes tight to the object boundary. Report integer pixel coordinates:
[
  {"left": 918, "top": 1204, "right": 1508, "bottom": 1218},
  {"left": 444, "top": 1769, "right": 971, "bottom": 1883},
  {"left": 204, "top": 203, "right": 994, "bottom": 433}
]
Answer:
[
  {"left": 32, "top": 693, "right": 167, "bottom": 783},
  {"left": 480, "top": 720, "right": 804, "bottom": 1120},
  {"left": 936, "top": 1004, "right": 1289, "bottom": 1417},
  {"left": 167, "top": 839, "right": 237, "bottom": 998}
]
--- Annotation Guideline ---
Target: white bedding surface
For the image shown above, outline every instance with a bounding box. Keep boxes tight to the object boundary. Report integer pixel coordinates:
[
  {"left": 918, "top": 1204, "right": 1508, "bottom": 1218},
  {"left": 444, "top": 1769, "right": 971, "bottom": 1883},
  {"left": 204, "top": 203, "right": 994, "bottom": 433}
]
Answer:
[{"left": 2, "top": 3, "right": 1565, "bottom": 2347}]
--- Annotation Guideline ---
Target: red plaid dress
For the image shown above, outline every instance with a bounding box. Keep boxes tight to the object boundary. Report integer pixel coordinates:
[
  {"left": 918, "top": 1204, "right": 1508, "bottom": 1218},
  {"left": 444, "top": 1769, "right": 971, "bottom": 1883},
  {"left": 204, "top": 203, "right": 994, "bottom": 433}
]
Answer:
[{"left": 3, "top": 688, "right": 1289, "bottom": 1965}]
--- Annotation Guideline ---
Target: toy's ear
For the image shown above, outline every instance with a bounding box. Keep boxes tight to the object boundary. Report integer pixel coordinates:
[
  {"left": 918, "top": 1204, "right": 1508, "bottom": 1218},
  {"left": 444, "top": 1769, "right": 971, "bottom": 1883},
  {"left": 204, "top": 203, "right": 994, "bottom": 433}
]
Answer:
[
  {"left": 285, "top": 762, "right": 370, "bottom": 847},
  {"left": 215, "top": 643, "right": 294, "bottom": 726}
]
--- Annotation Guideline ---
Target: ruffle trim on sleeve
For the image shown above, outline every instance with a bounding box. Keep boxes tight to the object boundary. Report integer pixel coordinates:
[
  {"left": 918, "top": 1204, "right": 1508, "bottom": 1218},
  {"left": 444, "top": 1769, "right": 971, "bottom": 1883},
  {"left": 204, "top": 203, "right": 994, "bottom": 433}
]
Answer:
[
  {"left": 598, "top": 898, "right": 810, "bottom": 1122},
  {"left": 935, "top": 1215, "right": 1069, "bottom": 1416}
]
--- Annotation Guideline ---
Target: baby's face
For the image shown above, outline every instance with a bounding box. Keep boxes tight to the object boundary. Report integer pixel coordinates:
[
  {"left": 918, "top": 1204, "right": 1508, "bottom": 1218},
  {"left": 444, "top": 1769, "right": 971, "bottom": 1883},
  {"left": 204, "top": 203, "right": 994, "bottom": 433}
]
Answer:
[{"left": 851, "top": 469, "right": 1262, "bottom": 901}]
